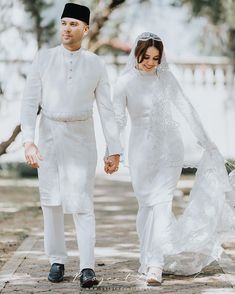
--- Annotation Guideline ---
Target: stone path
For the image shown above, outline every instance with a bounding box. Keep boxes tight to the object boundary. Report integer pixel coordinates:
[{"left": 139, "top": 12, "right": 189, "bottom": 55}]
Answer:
[{"left": 0, "top": 175, "right": 234, "bottom": 293}]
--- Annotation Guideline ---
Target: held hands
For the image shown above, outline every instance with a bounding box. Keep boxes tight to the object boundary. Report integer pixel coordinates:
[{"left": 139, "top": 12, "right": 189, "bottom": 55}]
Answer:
[
  {"left": 104, "top": 154, "right": 120, "bottom": 174},
  {"left": 24, "top": 142, "right": 43, "bottom": 168}
]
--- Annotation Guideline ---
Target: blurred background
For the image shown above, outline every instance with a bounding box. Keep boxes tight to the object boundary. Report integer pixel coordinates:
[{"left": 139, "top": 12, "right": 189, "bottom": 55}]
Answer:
[{"left": 0, "top": 0, "right": 235, "bottom": 176}]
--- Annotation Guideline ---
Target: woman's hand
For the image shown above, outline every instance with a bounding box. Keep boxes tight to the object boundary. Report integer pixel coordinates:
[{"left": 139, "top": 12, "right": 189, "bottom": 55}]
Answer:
[{"left": 24, "top": 142, "right": 43, "bottom": 168}]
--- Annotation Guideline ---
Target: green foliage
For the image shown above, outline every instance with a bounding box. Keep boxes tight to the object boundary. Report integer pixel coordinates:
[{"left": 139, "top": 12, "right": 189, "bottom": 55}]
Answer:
[
  {"left": 174, "top": 0, "right": 235, "bottom": 27},
  {"left": 20, "top": 0, "right": 56, "bottom": 48},
  {"left": 173, "top": 0, "right": 235, "bottom": 56}
]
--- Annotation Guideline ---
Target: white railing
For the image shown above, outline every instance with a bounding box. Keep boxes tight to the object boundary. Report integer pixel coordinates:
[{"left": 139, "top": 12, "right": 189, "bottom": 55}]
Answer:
[
  {"left": 105, "top": 55, "right": 234, "bottom": 87},
  {"left": 0, "top": 56, "right": 233, "bottom": 87},
  {"left": 170, "top": 57, "right": 234, "bottom": 86}
]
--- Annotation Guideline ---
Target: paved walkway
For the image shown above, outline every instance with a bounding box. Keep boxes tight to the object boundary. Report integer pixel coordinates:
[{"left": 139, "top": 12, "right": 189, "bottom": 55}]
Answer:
[{"left": 0, "top": 175, "right": 235, "bottom": 293}]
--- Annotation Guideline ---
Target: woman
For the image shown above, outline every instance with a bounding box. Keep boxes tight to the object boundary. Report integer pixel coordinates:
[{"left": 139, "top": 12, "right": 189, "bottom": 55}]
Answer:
[{"left": 112, "top": 32, "right": 235, "bottom": 286}]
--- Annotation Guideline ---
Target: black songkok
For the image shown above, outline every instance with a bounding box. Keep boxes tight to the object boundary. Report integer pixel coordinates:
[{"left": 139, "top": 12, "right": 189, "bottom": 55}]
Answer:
[{"left": 61, "top": 3, "right": 90, "bottom": 25}]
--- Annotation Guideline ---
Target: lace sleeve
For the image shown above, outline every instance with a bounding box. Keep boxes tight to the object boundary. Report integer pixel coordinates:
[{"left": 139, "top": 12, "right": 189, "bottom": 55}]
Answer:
[
  {"left": 112, "top": 78, "right": 127, "bottom": 130},
  {"left": 164, "top": 71, "right": 214, "bottom": 150}
]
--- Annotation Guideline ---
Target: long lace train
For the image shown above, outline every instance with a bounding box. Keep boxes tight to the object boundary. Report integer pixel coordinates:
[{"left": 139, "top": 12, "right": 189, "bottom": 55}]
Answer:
[{"left": 163, "top": 149, "right": 234, "bottom": 275}]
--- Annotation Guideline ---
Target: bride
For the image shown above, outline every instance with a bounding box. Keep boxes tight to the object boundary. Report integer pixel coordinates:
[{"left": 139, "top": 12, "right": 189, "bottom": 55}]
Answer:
[{"left": 110, "top": 32, "right": 235, "bottom": 286}]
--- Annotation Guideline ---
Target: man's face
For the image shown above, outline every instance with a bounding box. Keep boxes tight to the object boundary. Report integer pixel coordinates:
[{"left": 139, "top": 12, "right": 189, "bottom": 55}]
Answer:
[{"left": 60, "top": 17, "right": 89, "bottom": 46}]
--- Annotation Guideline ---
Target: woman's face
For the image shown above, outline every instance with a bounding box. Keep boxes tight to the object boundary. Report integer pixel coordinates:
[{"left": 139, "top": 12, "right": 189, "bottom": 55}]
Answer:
[{"left": 138, "top": 46, "right": 160, "bottom": 73}]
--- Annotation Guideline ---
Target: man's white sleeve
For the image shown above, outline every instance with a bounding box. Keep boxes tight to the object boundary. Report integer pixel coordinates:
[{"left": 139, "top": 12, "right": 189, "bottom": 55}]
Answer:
[
  {"left": 95, "top": 60, "right": 122, "bottom": 156},
  {"left": 20, "top": 52, "right": 42, "bottom": 144}
]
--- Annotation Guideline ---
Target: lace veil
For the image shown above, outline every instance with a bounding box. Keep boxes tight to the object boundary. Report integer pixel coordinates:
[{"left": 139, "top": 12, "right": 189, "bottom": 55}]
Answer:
[{"left": 121, "top": 32, "right": 169, "bottom": 75}]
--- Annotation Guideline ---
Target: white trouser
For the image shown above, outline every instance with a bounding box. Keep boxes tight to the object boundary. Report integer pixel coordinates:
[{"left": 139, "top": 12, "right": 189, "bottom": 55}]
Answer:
[{"left": 42, "top": 205, "right": 95, "bottom": 271}]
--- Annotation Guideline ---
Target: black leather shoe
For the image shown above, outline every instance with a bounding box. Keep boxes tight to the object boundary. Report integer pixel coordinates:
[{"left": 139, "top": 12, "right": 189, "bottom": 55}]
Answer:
[
  {"left": 48, "top": 263, "right": 64, "bottom": 283},
  {"left": 80, "top": 268, "right": 99, "bottom": 288}
]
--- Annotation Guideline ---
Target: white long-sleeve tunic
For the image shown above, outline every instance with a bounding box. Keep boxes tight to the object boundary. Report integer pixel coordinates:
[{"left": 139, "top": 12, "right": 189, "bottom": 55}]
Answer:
[{"left": 21, "top": 45, "right": 122, "bottom": 213}]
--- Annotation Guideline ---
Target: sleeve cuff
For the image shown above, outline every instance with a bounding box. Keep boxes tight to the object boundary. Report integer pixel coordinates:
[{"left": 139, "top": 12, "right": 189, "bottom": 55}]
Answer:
[
  {"left": 105, "top": 143, "right": 123, "bottom": 157},
  {"left": 22, "top": 137, "right": 34, "bottom": 146}
]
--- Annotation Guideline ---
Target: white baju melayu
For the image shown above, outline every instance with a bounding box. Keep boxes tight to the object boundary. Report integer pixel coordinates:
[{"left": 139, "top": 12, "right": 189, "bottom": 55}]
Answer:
[
  {"left": 113, "top": 66, "right": 235, "bottom": 276},
  {"left": 21, "top": 45, "right": 122, "bottom": 269}
]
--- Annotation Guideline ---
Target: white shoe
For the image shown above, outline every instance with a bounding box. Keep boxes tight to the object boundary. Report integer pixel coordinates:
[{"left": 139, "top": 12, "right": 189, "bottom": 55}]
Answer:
[{"left": 146, "top": 266, "right": 162, "bottom": 286}]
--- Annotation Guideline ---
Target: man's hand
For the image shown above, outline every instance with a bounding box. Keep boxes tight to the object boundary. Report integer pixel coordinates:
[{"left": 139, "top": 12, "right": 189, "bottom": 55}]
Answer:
[
  {"left": 24, "top": 142, "right": 43, "bottom": 168},
  {"left": 104, "top": 154, "right": 120, "bottom": 174}
]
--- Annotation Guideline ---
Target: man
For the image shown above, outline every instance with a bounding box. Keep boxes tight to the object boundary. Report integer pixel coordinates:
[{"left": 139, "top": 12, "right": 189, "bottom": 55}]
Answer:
[{"left": 21, "top": 3, "right": 121, "bottom": 288}]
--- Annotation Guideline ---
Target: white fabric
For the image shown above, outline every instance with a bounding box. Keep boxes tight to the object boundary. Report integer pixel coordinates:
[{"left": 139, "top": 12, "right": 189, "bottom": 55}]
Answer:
[
  {"left": 37, "top": 114, "right": 97, "bottom": 213},
  {"left": 137, "top": 202, "right": 173, "bottom": 271},
  {"left": 42, "top": 205, "right": 68, "bottom": 265},
  {"left": 113, "top": 32, "right": 235, "bottom": 275},
  {"left": 21, "top": 45, "right": 122, "bottom": 213},
  {"left": 227, "top": 170, "right": 235, "bottom": 206},
  {"left": 42, "top": 205, "right": 95, "bottom": 271}
]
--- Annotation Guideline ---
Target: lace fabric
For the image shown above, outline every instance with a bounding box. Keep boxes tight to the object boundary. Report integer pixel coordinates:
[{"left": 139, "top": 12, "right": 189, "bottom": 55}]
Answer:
[{"left": 164, "top": 149, "right": 234, "bottom": 275}]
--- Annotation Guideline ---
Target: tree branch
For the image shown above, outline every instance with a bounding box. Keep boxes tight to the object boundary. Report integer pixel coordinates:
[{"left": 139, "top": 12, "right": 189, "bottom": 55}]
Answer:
[
  {"left": 0, "top": 106, "right": 41, "bottom": 156},
  {"left": 0, "top": 125, "right": 21, "bottom": 156},
  {"left": 90, "top": 38, "right": 131, "bottom": 53},
  {"left": 87, "top": 0, "right": 126, "bottom": 47}
]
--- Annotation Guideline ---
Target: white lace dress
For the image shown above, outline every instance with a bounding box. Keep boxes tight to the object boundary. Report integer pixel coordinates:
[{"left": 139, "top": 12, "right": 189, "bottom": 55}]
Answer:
[{"left": 113, "top": 67, "right": 235, "bottom": 275}]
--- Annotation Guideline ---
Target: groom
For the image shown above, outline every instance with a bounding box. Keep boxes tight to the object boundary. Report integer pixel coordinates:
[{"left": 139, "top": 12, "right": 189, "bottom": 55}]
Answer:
[{"left": 21, "top": 3, "right": 121, "bottom": 288}]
